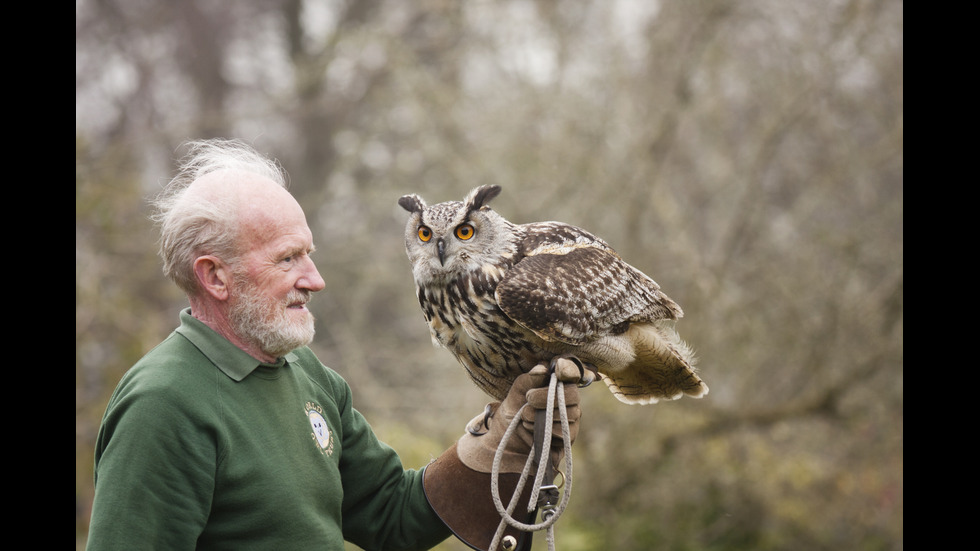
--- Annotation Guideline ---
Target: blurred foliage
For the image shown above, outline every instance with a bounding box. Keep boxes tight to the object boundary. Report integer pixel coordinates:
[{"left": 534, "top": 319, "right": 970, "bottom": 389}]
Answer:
[{"left": 77, "top": 0, "right": 902, "bottom": 549}]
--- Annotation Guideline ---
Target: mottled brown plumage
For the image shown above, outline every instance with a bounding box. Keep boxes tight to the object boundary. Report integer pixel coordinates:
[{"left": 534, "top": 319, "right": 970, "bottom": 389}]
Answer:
[{"left": 398, "top": 185, "right": 707, "bottom": 405}]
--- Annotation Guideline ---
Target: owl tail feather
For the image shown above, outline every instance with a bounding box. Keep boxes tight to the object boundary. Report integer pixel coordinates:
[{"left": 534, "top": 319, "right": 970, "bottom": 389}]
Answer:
[{"left": 601, "top": 321, "right": 708, "bottom": 405}]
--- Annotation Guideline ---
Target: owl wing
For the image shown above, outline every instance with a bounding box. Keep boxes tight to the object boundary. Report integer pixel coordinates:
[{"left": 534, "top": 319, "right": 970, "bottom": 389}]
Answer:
[{"left": 495, "top": 223, "right": 683, "bottom": 345}]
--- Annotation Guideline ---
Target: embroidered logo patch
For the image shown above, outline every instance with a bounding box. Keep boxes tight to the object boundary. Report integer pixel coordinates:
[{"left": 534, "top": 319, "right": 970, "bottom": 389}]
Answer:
[{"left": 305, "top": 401, "right": 335, "bottom": 456}]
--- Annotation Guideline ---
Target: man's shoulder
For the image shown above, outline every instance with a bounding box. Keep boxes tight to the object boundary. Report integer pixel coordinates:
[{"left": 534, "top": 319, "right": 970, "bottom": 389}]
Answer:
[
  {"left": 135, "top": 329, "right": 210, "bottom": 372},
  {"left": 95, "top": 332, "right": 227, "bottom": 444},
  {"left": 112, "top": 331, "right": 217, "bottom": 403}
]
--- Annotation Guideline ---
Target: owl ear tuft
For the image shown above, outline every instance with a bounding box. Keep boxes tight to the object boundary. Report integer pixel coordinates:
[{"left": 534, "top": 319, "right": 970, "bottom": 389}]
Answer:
[
  {"left": 398, "top": 194, "right": 425, "bottom": 214},
  {"left": 465, "top": 185, "right": 502, "bottom": 213}
]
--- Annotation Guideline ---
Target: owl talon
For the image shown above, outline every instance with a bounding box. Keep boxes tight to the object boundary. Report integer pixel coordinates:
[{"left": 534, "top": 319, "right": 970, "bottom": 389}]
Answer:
[
  {"left": 577, "top": 363, "right": 598, "bottom": 388},
  {"left": 467, "top": 404, "right": 494, "bottom": 436}
]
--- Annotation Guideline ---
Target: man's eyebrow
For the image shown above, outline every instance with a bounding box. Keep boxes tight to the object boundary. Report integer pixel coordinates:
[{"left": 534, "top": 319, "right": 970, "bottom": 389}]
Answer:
[{"left": 277, "top": 244, "right": 315, "bottom": 259}]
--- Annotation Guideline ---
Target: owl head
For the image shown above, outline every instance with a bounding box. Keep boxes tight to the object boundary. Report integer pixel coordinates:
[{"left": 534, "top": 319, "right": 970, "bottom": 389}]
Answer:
[{"left": 398, "top": 185, "right": 517, "bottom": 283}]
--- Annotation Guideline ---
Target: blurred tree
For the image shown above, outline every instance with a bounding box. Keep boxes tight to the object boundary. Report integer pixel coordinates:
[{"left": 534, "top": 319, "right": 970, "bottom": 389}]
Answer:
[{"left": 76, "top": 0, "right": 902, "bottom": 549}]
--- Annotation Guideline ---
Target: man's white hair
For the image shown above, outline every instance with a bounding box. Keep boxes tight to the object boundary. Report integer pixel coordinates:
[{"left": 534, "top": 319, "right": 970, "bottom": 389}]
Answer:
[{"left": 151, "top": 139, "right": 288, "bottom": 294}]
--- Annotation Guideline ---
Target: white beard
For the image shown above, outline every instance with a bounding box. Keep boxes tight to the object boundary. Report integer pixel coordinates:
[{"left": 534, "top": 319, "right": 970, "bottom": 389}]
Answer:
[{"left": 229, "top": 273, "right": 315, "bottom": 359}]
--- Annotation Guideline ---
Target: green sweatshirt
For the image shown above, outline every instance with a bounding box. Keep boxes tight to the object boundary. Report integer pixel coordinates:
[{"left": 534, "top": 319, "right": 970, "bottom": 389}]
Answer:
[{"left": 87, "top": 309, "right": 451, "bottom": 550}]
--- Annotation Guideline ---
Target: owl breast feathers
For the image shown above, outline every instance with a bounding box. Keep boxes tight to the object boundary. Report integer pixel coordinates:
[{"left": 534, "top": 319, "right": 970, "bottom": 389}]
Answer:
[{"left": 398, "top": 185, "right": 707, "bottom": 405}]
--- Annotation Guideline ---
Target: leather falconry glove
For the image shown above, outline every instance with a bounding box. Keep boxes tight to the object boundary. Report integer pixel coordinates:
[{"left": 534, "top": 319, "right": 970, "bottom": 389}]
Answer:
[
  {"left": 423, "top": 358, "right": 585, "bottom": 551},
  {"left": 458, "top": 361, "right": 583, "bottom": 474}
]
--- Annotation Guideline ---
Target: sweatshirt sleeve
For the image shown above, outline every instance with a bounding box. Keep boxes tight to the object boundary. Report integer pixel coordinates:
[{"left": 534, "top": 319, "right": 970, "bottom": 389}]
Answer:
[
  {"left": 328, "top": 375, "right": 453, "bottom": 551},
  {"left": 87, "top": 365, "right": 217, "bottom": 550}
]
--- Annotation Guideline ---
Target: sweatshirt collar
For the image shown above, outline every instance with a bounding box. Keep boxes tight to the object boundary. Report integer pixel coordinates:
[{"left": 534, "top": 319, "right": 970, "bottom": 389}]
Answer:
[{"left": 174, "top": 308, "right": 298, "bottom": 381}]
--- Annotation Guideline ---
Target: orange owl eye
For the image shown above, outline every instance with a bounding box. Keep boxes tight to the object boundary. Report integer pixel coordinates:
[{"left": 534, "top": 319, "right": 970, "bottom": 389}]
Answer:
[
  {"left": 455, "top": 223, "right": 475, "bottom": 240},
  {"left": 418, "top": 226, "right": 433, "bottom": 242}
]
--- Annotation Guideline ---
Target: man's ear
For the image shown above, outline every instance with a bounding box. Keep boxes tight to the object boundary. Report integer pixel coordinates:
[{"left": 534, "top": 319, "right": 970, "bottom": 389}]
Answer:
[{"left": 193, "top": 255, "right": 232, "bottom": 301}]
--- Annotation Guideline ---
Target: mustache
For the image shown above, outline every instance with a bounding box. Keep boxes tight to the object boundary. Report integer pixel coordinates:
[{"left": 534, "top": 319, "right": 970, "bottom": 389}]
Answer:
[{"left": 287, "top": 290, "right": 312, "bottom": 305}]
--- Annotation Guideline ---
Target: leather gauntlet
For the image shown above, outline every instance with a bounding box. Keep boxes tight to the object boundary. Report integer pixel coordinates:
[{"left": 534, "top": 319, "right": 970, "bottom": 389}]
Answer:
[{"left": 423, "top": 361, "right": 584, "bottom": 551}]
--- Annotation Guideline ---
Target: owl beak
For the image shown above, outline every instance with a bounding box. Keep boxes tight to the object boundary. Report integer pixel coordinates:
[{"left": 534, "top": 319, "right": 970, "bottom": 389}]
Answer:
[{"left": 437, "top": 238, "right": 447, "bottom": 266}]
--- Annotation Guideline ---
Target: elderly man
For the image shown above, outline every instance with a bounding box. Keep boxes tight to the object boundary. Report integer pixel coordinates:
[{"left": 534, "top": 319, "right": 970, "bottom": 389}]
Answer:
[{"left": 86, "top": 139, "right": 582, "bottom": 551}]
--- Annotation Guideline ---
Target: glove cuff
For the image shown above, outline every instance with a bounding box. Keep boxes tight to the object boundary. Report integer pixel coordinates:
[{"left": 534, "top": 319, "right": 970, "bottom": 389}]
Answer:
[
  {"left": 423, "top": 442, "right": 535, "bottom": 551},
  {"left": 458, "top": 430, "right": 532, "bottom": 474}
]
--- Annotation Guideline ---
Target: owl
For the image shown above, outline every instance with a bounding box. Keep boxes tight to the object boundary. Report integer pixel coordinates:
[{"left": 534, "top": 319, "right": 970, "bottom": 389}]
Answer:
[{"left": 398, "top": 185, "right": 707, "bottom": 405}]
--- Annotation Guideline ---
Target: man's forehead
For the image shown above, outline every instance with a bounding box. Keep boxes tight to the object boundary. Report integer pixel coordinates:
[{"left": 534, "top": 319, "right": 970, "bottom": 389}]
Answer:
[
  {"left": 188, "top": 169, "right": 283, "bottom": 199},
  {"left": 237, "top": 194, "right": 312, "bottom": 251},
  {"left": 185, "top": 169, "right": 310, "bottom": 250}
]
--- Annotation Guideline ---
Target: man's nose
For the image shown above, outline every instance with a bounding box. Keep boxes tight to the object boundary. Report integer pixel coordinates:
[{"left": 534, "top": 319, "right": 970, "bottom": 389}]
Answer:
[{"left": 299, "top": 256, "right": 325, "bottom": 292}]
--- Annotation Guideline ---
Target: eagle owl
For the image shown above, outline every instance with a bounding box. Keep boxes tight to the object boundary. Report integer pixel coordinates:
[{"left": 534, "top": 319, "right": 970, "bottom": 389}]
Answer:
[{"left": 398, "top": 185, "right": 707, "bottom": 405}]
